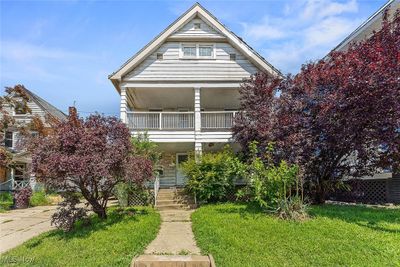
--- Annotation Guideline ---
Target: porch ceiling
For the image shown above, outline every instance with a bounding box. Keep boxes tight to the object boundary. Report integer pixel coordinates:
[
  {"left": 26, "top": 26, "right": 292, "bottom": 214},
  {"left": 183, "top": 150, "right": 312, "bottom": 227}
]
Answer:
[{"left": 127, "top": 87, "right": 240, "bottom": 110}]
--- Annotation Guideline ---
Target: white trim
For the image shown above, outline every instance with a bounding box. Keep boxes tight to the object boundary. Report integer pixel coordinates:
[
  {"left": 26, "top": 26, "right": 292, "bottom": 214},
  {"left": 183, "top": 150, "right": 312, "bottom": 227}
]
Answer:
[{"left": 109, "top": 3, "right": 281, "bottom": 91}]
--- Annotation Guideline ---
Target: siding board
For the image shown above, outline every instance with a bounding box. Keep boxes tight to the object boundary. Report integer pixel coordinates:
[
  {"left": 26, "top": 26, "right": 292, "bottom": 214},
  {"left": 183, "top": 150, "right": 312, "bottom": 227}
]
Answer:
[{"left": 123, "top": 42, "right": 259, "bottom": 81}]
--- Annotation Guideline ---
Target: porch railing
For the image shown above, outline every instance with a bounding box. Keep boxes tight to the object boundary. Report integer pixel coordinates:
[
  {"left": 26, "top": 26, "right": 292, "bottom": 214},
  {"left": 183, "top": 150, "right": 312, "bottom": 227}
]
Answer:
[
  {"left": 127, "top": 112, "right": 194, "bottom": 130},
  {"left": 126, "top": 111, "right": 237, "bottom": 130},
  {"left": 201, "top": 111, "right": 236, "bottom": 129}
]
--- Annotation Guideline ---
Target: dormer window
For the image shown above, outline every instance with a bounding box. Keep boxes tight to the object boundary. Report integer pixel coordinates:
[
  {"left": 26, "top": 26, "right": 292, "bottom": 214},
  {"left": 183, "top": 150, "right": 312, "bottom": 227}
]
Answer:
[
  {"left": 193, "top": 23, "right": 201, "bottom": 29},
  {"left": 180, "top": 43, "right": 215, "bottom": 59}
]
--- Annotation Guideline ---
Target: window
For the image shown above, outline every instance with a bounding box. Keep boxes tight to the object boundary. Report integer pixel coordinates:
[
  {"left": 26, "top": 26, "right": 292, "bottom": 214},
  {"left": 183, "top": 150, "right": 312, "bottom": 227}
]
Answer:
[
  {"left": 156, "top": 53, "right": 163, "bottom": 60},
  {"left": 182, "top": 45, "right": 196, "bottom": 57},
  {"left": 5, "top": 132, "right": 13, "bottom": 148},
  {"left": 14, "top": 101, "right": 27, "bottom": 115},
  {"left": 193, "top": 23, "right": 201, "bottom": 29},
  {"left": 229, "top": 53, "right": 236, "bottom": 61},
  {"left": 199, "top": 45, "right": 213, "bottom": 57},
  {"left": 181, "top": 43, "right": 215, "bottom": 59}
]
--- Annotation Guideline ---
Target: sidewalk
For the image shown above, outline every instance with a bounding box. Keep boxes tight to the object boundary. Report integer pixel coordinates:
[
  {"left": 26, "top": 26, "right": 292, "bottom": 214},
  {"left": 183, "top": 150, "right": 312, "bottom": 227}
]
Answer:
[
  {"left": 144, "top": 209, "right": 201, "bottom": 255},
  {"left": 0, "top": 206, "right": 57, "bottom": 254}
]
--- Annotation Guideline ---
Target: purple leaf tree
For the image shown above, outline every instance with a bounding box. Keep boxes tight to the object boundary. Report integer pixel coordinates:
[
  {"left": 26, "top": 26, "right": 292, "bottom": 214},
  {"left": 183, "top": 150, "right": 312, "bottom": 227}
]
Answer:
[{"left": 31, "top": 109, "right": 153, "bottom": 218}]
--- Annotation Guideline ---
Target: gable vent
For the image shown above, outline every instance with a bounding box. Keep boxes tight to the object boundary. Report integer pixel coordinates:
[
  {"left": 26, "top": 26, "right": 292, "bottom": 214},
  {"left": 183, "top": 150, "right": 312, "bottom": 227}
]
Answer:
[{"left": 193, "top": 22, "right": 201, "bottom": 29}]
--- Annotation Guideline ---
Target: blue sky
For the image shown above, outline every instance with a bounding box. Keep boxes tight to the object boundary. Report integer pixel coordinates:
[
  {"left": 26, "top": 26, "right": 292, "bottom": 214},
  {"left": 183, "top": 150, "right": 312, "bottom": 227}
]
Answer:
[{"left": 0, "top": 0, "right": 385, "bottom": 116}]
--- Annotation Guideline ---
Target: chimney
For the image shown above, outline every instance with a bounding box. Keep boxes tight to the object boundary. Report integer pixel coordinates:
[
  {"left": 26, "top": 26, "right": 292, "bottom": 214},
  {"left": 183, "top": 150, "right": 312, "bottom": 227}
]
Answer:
[{"left": 68, "top": 106, "right": 77, "bottom": 116}]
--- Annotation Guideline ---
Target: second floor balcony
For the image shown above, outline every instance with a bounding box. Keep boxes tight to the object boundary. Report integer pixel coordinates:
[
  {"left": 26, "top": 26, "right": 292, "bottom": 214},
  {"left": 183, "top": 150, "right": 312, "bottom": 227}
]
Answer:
[{"left": 127, "top": 110, "right": 237, "bottom": 131}]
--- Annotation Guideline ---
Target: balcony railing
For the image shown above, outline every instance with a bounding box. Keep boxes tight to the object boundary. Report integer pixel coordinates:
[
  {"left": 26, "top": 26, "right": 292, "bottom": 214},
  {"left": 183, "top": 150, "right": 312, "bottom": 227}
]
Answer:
[
  {"left": 127, "top": 111, "right": 194, "bottom": 130},
  {"left": 127, "top": 111, "right": 237, "bottom": 130},
  {"left": 201, "top": 111, "right": 236, "bottom": 129}
]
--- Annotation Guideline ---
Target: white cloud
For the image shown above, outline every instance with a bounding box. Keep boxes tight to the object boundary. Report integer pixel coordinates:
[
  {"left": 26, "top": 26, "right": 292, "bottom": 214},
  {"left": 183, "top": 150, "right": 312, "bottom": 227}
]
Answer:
[
  {"left": 0, "top": 41, "right": 85, "bottom": 62},
  {"left": 240, "top": 0, "right": 362, "bottom": 73},
  {"left": 242, "top": 18, "right": 287, "bottom": 40},
  {"left": 301, "top": 0, "right": 358, "bottom": 20}
]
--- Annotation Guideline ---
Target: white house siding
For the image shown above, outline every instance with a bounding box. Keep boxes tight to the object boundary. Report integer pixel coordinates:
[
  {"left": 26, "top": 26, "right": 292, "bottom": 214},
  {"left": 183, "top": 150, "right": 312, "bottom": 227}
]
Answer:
[
  {"left": 123, "top": 42, "right": 259, "bottom": 81},
  {"left": 170, "top": 17, "right": 225, "bottom": 39}
]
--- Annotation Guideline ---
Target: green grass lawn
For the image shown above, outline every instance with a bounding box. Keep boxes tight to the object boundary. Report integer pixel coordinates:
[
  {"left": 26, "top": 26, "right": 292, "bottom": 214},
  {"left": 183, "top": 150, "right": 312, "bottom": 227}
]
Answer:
[
  {"left": 2, "top": 207, "right": 161, "bottom": 267},
  {"left": 192, "top": 203, "right": 400, "bottom": 267}
]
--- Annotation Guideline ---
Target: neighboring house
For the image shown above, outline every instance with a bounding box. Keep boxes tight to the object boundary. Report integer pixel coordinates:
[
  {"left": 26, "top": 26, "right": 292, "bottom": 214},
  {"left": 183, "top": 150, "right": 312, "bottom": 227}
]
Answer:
[
  {"left": 0, "top": 88, "right": 67, "bottom": 191},
  {"left": 109, "top": 3, "right": 281, "bottom": 188},
  {"left": 330, "top": 0, "right": 400, "bottom": 204}
]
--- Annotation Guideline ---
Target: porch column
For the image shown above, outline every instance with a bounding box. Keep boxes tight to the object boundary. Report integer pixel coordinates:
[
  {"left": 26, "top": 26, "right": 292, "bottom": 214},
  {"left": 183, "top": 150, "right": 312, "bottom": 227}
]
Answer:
[
  {"left": 10, "top": 168, "right": 15, "bottom": 191},
  {"left": 120, "top": 87, "right": 128, "bottom": 124},
  {"left": 194, "top": 87, "right": 202, "bottom": 160}
]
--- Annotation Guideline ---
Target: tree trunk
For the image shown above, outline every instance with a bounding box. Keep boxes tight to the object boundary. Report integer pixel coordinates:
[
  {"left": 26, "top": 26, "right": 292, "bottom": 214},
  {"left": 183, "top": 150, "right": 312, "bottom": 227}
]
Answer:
[{"left": 314, "top": 184, "right": 326, "bottom": 204}]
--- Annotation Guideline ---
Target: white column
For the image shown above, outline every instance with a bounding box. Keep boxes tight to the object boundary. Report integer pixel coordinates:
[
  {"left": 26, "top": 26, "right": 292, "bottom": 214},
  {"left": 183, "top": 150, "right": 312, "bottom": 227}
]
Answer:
[
  {"left": 194, "top": 87, "right": 202, "bottom": 160},
  {"left": 10, "top": 168, "right": 15, "bottom": 190},
  {"left": 120, "top": 88, "right": 128, "bottom": 124}
]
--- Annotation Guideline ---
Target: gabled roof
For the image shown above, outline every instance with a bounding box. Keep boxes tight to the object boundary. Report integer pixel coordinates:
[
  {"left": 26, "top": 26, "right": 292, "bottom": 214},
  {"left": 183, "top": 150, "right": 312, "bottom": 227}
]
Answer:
[
  {"left": 109, "top": 2, "right": 282, "bottom": 91},
  {"left": 24, "top": 88, "right": 67, "bottom": 122},
  {"left": 332, "top": 0, "right": 399, "bottom": 52}
]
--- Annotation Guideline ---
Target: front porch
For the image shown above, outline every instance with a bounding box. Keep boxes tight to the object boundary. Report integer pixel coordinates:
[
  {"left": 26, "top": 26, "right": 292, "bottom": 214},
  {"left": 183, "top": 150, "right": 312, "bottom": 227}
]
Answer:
[{"left": 154, "top": 142, "right": 240, "bottom": 188}]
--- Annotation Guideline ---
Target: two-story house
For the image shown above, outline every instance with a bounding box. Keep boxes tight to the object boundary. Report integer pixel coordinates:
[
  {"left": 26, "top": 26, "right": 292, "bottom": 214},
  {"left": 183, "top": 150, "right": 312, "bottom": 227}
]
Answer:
[
  {"left": 109, "top": 3, "right": 281, "bottom": 188},
  {"left": 0, "top": 87, "right": 67, "bottom": 191}
]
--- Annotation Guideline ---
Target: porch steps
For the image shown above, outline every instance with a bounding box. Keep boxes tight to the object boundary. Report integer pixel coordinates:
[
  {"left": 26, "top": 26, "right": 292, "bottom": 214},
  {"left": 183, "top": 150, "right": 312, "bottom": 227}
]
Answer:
[
  {"left": 131, "top": 255, "right": 216, "bottom": 267},
  {"left": 156, "top": 188, "right": 196, "bottom": 211}
]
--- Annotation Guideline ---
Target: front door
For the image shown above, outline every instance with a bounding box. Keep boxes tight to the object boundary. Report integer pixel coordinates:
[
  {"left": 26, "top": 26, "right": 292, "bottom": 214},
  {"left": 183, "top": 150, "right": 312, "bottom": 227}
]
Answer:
[{"left": 176, "top": 153, "right": 188, "bottom": 186}]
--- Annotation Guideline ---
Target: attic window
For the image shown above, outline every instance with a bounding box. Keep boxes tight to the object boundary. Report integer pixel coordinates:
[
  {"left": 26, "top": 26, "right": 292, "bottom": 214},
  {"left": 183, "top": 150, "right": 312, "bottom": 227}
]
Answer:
[
  {"left": 229, "top": 53, "right": 236, "bottom": 61},
  {"left": 156, "top": 53, "right": 163, "bottom": 60},
  {"left": 193, "top": 23, "right": 201, "bottom": 29}
]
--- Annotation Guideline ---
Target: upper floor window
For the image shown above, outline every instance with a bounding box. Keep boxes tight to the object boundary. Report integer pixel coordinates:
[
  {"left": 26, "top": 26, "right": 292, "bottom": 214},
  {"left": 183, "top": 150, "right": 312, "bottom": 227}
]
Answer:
[
  {"left": 5, "top": 131, "right": 13, "bottom": 148},
  {"left": 182, "top": 45, "right": 197, "bottom": 57},
  {"left": 181, "top": 43, "right": 215, "bottom": 59},
  {"left": 199, "top": 45, "right": 213, "bottom": 57},
  {"left": 14, "top": 101, "right": 27, "bottom": 115}
]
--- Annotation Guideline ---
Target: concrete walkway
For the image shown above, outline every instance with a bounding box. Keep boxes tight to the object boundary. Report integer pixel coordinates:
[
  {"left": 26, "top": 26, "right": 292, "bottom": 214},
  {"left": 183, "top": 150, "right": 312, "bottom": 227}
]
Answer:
[
  {"left": 145, "top": 209, "right": 201, "bottom": 255},
  {"left": 0, "top": 205, "right": 57, "bottom": 254}
]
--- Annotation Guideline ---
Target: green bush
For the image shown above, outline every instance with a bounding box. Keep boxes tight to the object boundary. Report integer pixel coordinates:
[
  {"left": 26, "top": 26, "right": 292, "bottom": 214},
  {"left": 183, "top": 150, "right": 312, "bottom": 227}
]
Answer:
[
  {"left": 0, "top": 192, "right": 13, "bottom": 211},
  {"left": 182, "top": 147, "right": 245, "bottom": 202},
  {"left": 241, "top": 142, "right": 307, "bottom": 219},
  {"left": 30, "top": 190, "right": 51, "bottom": 207}
]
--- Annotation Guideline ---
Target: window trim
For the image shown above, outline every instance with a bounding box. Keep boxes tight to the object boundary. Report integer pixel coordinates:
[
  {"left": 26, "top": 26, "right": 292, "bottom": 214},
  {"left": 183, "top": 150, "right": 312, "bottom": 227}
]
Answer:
[{"left": 179, "top": 43, "right": 216, "bottom": 59}]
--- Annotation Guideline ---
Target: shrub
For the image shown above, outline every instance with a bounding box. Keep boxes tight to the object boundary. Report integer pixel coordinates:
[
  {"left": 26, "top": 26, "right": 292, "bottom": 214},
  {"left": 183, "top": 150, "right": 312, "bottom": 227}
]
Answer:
[
  {"left": 241, "top": 142, "right": 307, "bottom": 220},
  {"left": 51, "top": 192, "right": 88, "bottom": 232},
  {"left": 29, "top": 190, "right": 51, "bottom": 206},
  {"left": 14, "top": 187, "right": 32, "bottom": 209},
  {"left": 0, "top": 192, "right": 13, "bottom": 210},
  {"left": 182, "top": 147, "right": 246, "bottom": 203}
]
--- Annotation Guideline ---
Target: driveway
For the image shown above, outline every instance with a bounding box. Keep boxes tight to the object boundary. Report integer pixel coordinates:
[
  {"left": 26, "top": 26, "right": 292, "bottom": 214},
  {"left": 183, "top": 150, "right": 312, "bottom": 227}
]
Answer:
[{"left": 0, "top": 206, "right": 57, "bottom": 254}]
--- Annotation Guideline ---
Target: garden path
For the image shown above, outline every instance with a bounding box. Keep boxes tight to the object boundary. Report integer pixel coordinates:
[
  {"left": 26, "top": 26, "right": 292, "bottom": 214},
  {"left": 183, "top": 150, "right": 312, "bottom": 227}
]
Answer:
[{"left": 144, "top": 209, "right": 201, "bottom": 254}]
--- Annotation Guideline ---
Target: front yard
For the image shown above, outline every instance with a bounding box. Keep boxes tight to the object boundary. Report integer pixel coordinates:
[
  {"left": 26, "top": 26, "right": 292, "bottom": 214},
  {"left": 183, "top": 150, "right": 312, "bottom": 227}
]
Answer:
[
  {"left": 192, "top": 203, "right": 400, "bottom": 267},
  {"left": 1, "top": 207, "right": 160, "bottom": 267}
]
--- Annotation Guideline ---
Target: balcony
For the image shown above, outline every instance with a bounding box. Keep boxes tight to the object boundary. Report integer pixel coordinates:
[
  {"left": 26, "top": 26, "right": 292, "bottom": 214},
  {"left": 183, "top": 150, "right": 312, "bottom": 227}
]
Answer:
[{"left": 127, "top": 111, "right": 236, "bottom": 131}]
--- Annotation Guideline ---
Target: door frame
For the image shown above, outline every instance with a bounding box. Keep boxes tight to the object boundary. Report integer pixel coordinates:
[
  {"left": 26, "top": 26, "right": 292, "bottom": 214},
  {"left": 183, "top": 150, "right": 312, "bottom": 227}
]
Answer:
[{"left": 175, "top": 153, "right": 189, "bottom": 186}]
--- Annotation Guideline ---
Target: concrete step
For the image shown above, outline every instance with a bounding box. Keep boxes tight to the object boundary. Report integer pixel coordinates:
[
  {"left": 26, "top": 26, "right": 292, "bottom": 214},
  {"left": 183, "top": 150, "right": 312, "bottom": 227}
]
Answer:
[
  {"left": 156, "top": 200, "right": 176, "bottom": 205},
  {"left": 131, "top": 255, "right": 215, "bottom": 267},
  {"left": 157, "top": 204, "right": 190, "bottom": 211}
]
